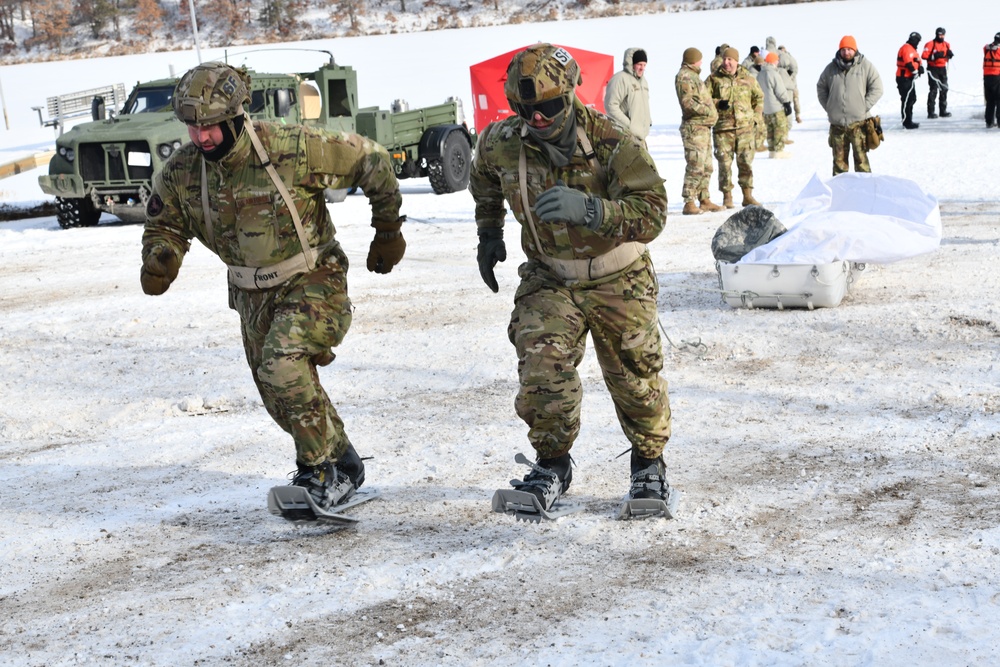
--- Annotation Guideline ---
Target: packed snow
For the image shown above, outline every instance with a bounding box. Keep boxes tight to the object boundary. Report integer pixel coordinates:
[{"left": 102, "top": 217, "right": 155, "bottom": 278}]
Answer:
[{"left": 1, "top": 1, "right": 999, "bottom": 665}]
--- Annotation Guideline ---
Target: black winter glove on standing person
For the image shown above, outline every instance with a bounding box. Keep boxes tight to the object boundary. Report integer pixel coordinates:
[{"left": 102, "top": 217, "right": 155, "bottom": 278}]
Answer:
[
  {"left": 718, "top": 100, "right": 730, "bottom": 111},
  {"left": 477, "top": 227, "right": 506, "bottom": 293},
  {"left": 783, "top": 102, "right": 793, "bottom": 116}
]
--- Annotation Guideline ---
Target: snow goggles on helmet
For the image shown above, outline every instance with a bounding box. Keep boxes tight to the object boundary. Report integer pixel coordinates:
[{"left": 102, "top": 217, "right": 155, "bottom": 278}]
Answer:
[{"left": 511, "top": 96, "right": 567, "bottom": 122}]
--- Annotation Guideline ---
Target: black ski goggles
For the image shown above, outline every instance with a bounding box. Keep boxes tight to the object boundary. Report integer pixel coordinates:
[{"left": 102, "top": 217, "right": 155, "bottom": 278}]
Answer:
[{"left": 511, "top": 96, "right": 567, "bottom": 122}]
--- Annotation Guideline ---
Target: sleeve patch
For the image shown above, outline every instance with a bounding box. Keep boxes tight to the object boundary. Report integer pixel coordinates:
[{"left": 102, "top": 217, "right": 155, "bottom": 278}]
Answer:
[{"left": 146, "top": 193, "right": 164, "bottom": 217}]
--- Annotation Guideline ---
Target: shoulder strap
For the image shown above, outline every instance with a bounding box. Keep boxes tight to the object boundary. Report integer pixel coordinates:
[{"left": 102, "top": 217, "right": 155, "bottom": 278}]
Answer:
[{"left": 242, "top": 115, "right": 316, "bottom": 271}]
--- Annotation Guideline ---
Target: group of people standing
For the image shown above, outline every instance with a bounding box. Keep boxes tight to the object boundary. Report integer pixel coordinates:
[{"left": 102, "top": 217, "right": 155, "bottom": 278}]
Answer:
[
  {"left": 895, "top": 27, "right": 956, "bottom": 129},
  {"left": 670, "top": 38, "right": 801, "bottom": 215}
]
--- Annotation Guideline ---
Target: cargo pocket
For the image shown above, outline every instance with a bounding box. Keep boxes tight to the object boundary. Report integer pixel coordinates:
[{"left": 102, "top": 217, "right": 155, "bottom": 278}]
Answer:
[{"left": 620, "top": 319, "right": 663, "bottom": 378}]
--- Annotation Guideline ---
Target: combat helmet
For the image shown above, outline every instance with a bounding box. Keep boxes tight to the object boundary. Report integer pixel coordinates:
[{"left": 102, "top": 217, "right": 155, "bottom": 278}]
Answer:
[
  {"left": 172, "top": 62, "right": 251, "bottom": 127},
  {"left": 504, "top": 44, "right": 580, "bottom": 139}
]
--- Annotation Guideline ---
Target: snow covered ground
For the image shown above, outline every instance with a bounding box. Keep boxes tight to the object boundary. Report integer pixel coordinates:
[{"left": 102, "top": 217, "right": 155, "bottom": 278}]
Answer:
[{"left": 2, "top": 1, "right": 999, "bottom": 665}]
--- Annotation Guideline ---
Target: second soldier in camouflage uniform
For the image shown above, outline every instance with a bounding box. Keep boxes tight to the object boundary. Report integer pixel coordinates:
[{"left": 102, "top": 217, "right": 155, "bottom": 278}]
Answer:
[
  {"left": 470, "top": 44, "right": 675, "bottom": 515},
  {"left": 707, "top": 46, "right": 765, "bottom": 208},
  {"left": 674, "top": 46, "right": 722, "bottom": 215},
  {"left": 140, "top": 63, "right": 406, "bottom": 515}
]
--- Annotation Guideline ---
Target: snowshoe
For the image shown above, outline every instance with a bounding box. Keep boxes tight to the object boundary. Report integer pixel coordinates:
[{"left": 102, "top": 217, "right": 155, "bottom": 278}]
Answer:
[
  {"left": 492, "top": 452, "right": 580, "bottom": 522},
  {"left": 617, "top": 452, "right": 679, "bottom": 520}
]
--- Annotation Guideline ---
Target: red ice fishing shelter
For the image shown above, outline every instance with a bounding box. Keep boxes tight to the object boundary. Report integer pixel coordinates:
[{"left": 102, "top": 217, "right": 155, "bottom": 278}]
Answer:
[{"left": 469, "top": 45, "right": 615, "bottom": 133}]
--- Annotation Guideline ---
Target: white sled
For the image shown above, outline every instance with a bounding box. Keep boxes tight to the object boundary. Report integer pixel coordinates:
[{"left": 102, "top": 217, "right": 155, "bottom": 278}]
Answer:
[{"left": 717, "top": 260, "right": 864, "bottom": 310}]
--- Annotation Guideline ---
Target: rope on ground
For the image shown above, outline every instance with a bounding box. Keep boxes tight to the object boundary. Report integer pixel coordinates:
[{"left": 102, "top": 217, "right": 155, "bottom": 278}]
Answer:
[{"left": 657, "top": 316, "right": 708, "bottom": 356}]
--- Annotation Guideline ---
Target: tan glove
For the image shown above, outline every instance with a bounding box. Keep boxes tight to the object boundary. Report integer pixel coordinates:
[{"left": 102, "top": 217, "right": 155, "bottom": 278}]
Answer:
[
  {"left": 140, "top": 245, "right": 180, "bottom": 295},
  {"left": 367, "top": 229, "right": 406, "bottom": 274}
]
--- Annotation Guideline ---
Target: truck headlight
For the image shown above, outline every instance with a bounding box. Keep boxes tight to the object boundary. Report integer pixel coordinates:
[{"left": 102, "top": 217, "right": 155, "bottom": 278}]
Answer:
[
  {"left": 156, "top": 140, "right": 182, "bottom": 159},
  {"left": 58, "top": 146, "right": 75, "bottom": 162}
]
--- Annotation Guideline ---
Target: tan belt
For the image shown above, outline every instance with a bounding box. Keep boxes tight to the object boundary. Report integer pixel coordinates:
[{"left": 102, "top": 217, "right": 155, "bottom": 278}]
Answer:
[
  {"left": 541, "top": 241, "right": 645, "bottom": 282},
  {"left": 227, "top": 251, "right": 313, "bottom": 291}
]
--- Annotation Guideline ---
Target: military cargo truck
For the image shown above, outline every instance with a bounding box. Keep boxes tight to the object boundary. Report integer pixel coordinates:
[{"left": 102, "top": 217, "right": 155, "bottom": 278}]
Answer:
[{"left": 39, "top": 58, "right": 473, "bottom": 229}]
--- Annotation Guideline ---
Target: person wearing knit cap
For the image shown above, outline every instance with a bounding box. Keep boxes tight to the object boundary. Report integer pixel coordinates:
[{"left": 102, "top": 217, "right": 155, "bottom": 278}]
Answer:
[
  {"left": 922, "top": 27, "right": 954, "bottom": 118},
  {"left": 817, "top": 35, "right": 884, "bottom": 174},
  {"left": 604, "top": 47, "right": 652, "bottom": 142},
  {"left": 674, "top": 46, "right": 722, "bottom": 214},
  {"left": 984, "top": 31, "right": 1000, "bottom": 128},
  {"left": 778, "top": 45, "right": 802, "bottom": 124},
  {"left": 756, "top": 50, "right": 793, "bottom": 158},
  {"left": 709, "top": 43, "right": 730, "bottom": 74},
  {"left": 707, "top": 46, "right": 765, "bottom": 208},
  {"left": 896, "top": 31, "right": 924, "bottom": 130},
  {"left": 764, "top": 37, "right": 798, "bottom": 134},
  {"left": 741, "top": 46, "right": 760, "bottom": 72}
]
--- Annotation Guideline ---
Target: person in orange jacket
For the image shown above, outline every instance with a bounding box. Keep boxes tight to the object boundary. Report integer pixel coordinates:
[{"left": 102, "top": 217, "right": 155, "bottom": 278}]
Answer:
[
  {"left": 896, "top": 32, "right": 924, "bottom": 129},
  {"left": 922, "top": 27, "right": 954, "bottom": 118},
  {"left": 985, "top": 32, "right": 1000, "bottom": 128}
]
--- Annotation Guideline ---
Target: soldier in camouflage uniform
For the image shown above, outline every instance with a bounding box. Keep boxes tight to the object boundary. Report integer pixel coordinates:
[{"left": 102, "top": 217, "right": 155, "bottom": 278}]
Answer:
[
  {"left": 140, "top": 63, "right": 406, "bottom": 514},
  {"left": 469, "top": 44, "right": 674, "bottom": 515},
  {"left": 707, "top": 47, "right": 765, "bottom": 208},
  {"left": 817, "top": 36, "right": 883, "bottom": 175},
  {"left": 674, "top": 47, "right": 722, "bottom": 215}
]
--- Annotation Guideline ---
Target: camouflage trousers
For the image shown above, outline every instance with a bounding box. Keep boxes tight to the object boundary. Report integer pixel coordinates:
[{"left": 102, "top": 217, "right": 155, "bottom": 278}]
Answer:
[
  {"left": 754, "top": 115, "right": 766, "bottom": 151},
  {"left": 792, "top": 88, "right": 801, "bottom": 118},
  {"left": 828, "top": 121, "right": 870, "bottom": 175},
  {"left": 230, "top": 245, "right": 354, "bottom": 467},
  {"left": 713, "top": 127, "right": 756, "bottom": 193},
  {"left": 764, "top": 111, "right": 789, "bottom": 152},
  {"left": 679, "top": 123, "right": 714, "bottom": 203},
  {"left": 507, "top": 254, "right": 672, "bottom": 460}
]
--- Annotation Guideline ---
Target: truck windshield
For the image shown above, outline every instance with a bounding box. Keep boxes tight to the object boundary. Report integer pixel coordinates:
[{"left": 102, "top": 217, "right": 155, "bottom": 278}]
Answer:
[{"left": 123, "top": 86, "right": 175, "bottom": 114}]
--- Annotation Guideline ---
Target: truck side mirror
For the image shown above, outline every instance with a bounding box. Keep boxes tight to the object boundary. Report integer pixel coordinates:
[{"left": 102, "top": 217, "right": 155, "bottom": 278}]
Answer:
[{"left": 92, "top": 95, "right": 106, "bottom": 121}]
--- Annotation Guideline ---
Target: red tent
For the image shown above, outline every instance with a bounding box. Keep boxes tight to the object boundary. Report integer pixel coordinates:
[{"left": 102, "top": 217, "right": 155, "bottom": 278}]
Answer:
[{"left": 469, "top": 45, "right": 615, "bottom": 133}]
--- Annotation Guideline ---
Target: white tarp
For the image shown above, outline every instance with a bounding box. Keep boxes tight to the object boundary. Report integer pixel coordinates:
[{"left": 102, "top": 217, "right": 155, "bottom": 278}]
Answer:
[{"left": 736, "top": 173, "right": 942, "bottom": 265}]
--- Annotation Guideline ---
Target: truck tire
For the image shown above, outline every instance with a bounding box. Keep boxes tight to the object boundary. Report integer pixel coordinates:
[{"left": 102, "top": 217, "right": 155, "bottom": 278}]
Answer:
[
  {"left": 428, "top": 131, "right": 471, "bottom": 194},
  {"left": 56, "top": 197, "right": 101, "bottom": 229}
]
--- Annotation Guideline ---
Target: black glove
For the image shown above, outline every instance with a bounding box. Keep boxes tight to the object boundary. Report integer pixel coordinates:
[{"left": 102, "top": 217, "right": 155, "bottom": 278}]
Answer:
[
  {"left": 534, "top": 180, "right": 604, "bottom": 231},
  {"left": 783, "top": 102, "right": 793, "bottom": 116},
  {"left": 718, "top": 100, "right": 730, "bottom": 111},
  {"left": 140, "top": 245, "right": 180, "bottom": 295},
  {"left": 929, "top": 52, "right": 940, "bottom": 61},
  {"left": 477, "top": 227, "right": 506, "bottom": 293},
  {"left": 946, "top": 49, "right": 954, "bottom": 59},
  {"left": 918, "top": 64, "right": 925, "bottom": 76}
]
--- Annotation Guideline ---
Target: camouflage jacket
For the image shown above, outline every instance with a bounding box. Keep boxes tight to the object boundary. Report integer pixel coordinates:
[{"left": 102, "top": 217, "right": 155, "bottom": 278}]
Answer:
[
  {"left": 674, "top": 63, "right": 718, "bottom": 128},
  {"left": 469, "top": 99, "right": 667, "bottom": 262},
  {"left": 143, "top": 122, "right": 402, "bottom": 271},
  {"left": 707, "top": 64, "right": 764, "bottom": 132}
]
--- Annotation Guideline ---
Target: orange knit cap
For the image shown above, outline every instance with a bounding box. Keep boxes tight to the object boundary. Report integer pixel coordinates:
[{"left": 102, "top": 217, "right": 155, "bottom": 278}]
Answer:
[
  {"left": 839, "top": 35, "right": 858, "bottom": 51},
  {"left": 765, "top": 51, "right": 779, "bottom": 65}
]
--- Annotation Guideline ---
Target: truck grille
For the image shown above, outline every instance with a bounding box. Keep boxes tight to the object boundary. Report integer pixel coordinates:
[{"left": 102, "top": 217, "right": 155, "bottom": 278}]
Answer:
[{"left": 79, "top": 141, "right": 154, "bottom": 183}]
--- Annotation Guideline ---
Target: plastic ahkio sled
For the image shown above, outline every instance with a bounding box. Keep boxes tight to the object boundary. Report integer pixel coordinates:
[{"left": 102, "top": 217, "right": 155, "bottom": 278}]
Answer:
[{"left": 716, "top": 260, "right": 866, "bottom": 310}]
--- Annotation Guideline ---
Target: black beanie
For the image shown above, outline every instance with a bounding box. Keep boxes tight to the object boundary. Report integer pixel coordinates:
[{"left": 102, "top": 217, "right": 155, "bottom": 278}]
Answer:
[
  {"left": 907, "top": 32, "right": 921, "bottom": 47},
  {"left": 632, "top": 49, "right": 647, "bottom": 65},
  {"left": 750, "top": 45, "right": 760, "bottom": 55}
]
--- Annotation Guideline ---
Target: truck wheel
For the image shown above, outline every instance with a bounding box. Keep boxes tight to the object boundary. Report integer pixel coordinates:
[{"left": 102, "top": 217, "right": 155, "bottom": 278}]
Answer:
[
  {"left": 56, "top": 197, "right": 101, "bottom": 229},
  {"left": 428, "top": 132, "right": 471, "bottom": 194}
]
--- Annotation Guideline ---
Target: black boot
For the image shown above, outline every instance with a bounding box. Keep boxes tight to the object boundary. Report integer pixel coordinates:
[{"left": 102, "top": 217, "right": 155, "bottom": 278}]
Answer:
[
  {"left": 511, "top": 453, "right": 572, "bottom": 511},
  {"left": 292, "top": 458, "right": 357, "bottom": 510},
  {"left": 628, "top": 451, "right": 671, "bottom": 501}
]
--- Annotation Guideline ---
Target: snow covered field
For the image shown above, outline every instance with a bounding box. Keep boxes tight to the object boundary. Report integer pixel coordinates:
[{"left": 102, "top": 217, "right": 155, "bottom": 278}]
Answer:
[{"left": 2, "top": 1, "right": 999, "bottom": 665}]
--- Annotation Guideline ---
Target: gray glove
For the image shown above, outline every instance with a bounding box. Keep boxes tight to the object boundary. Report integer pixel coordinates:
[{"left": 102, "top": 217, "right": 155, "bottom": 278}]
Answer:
[{"left": 534, "top": 180, "right": 603, "bottom": 231}]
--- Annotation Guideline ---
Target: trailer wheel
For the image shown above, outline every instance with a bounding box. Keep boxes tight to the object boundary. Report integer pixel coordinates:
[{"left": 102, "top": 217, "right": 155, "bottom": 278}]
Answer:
[
  {"left": 56, "top": 197, "right": 101, "bottom": 229},
  {"left": 428, "top": 132, "right": 471, "bottom": 194}
]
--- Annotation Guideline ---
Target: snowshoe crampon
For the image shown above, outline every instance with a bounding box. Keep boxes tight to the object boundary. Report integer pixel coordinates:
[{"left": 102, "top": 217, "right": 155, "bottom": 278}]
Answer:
[
  {"left": 616, "top": 487, "right": 680, "bottom": 520},
  {"left": 267, "top": 485, "right": 379, "bottom": 526},
  {"left": 491, "top": 452, "right": 580, "bottom": 522}
]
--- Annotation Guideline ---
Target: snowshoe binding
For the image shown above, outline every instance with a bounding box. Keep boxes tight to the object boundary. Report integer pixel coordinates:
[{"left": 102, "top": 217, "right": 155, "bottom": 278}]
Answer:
[
  {"left": 492, "top": 452, "right": 580, "bottom": 522},
  {"left": 268, "top": 444, "right": 377, "bottom": 526},
  {"left": 617, "top": 452, "right": 679, "bottom": 520}
]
